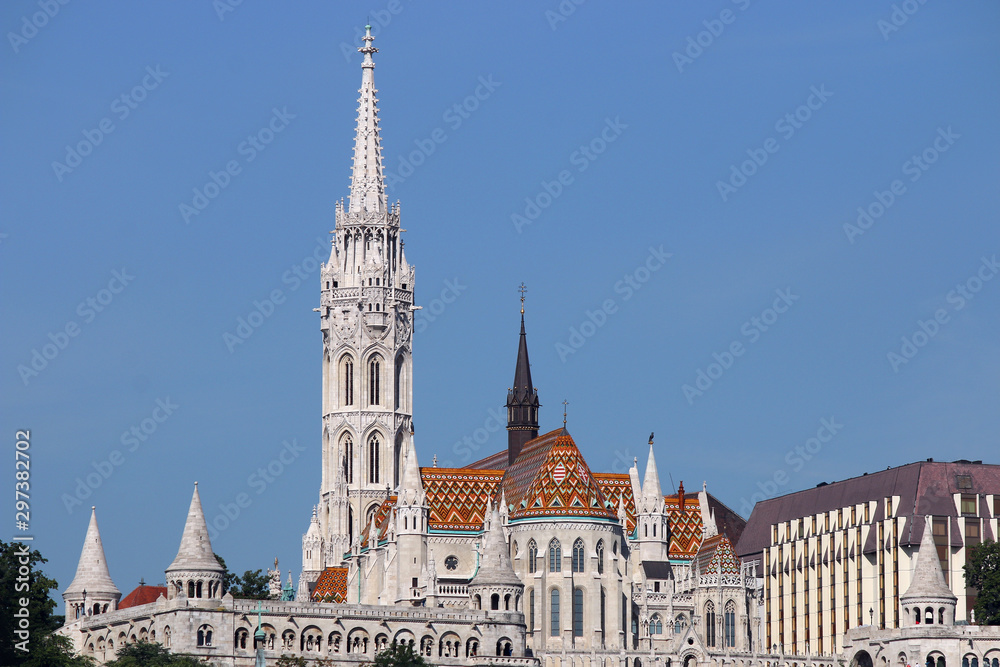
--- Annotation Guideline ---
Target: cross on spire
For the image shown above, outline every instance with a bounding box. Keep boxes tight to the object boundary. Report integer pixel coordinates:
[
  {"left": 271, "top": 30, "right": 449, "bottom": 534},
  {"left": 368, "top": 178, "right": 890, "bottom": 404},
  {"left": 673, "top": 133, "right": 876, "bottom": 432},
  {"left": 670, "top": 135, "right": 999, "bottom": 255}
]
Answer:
[
  {"left": 518, "top": 282, "right": 527, "bottom": 314},
  {"left": 563, "top": 399, "right": 569, "bottom": 426}
]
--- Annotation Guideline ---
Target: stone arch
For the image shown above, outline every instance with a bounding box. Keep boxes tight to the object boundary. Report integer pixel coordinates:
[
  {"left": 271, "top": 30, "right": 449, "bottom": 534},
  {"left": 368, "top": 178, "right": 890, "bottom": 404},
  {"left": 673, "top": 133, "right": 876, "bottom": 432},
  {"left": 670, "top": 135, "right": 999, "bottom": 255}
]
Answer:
[
  {"left": 439, "top": 631, "right": 461, "bottom": 657},
  {"left": 496, "top": 636, "right": 514, "bottom": 657},
  {"left": 393, "top": 629, "right": 415, "bottom": 646},
  {"left": 374, "top": 633, "right": 389, "bottom": 652},
  {"left": 348, "top": 628, "right": 370, "bottom": 654},
  {"left": 327, "top": 631, "right": 343, "bottom": 653},
  {"left": 420, "top": 635, "right": 435, "bottom": 657},
  {"left": 234, "top": 627, "right": 249, "bottom": 650},
  {"left": 466, "top": 636, "right": 480, "bottom": 657},
  {"left": 852, "top": 650, "right": 874, "bottom": 667},
  {"left": 300, "top": 625, "right": 323, "bottom": 652}
]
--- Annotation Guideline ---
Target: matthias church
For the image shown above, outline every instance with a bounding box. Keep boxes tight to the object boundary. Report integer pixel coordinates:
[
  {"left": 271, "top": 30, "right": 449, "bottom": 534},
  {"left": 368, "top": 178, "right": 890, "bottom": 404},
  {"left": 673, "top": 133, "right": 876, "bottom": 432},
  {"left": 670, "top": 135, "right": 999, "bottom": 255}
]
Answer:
[{"left": 60, "top": 27, "right": 808, "bottom": 667}]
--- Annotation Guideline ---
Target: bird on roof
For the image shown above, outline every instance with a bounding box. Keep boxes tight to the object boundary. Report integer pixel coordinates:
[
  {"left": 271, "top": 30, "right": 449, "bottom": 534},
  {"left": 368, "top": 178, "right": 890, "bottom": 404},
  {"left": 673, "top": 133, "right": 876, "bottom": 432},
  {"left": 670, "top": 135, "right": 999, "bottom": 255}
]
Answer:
[{"left": 649, "top": 432, "right": 654, "bottom": 445}]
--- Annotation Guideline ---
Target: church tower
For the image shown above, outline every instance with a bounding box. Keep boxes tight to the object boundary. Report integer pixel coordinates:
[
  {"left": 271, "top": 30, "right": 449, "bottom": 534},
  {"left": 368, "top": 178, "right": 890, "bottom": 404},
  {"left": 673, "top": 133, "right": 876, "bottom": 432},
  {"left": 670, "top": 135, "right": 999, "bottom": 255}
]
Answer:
[
  {"left": 506, "top": 291, "right": 539, "bottom": 465},
  {"left": 314, "top": 24, "right": 415, "bottom": 566}
]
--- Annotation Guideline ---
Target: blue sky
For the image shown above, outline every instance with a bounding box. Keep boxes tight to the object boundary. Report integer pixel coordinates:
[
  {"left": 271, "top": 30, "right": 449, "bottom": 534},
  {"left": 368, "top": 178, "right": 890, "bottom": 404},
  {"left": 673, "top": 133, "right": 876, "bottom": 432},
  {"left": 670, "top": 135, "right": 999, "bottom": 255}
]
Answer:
[{"left": 2, "top": 2, "right": 998, "bottom": 599}]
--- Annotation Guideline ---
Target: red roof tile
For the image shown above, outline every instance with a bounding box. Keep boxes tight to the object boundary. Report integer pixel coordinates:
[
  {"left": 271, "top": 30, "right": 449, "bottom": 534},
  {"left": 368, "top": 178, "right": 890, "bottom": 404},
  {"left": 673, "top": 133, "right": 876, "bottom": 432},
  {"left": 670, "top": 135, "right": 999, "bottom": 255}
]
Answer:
[
  {"left": 311, "top": 567, "right": 349, "bottom": 603},
  {"left": 118, "top": 584, "right": 167, "bottom": 609},
  {"left": 422, "top": 467, "right": 504, "bottom": 531}
]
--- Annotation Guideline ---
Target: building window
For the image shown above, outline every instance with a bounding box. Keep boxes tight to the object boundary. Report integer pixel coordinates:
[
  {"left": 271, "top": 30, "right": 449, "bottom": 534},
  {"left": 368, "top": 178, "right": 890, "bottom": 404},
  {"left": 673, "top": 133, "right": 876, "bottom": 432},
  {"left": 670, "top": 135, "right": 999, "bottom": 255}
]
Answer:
[
  {"left": 674, "top": 615, "right": 686, "bottom": 634},
  {"left": 956, "top": 474, "right": 972, "bottom": 490},
  {"left": 549, "top": 539, "right": 561, "bottom": 573},
  {"left": 572, "top": 539, "right": 585, "bottom": 573},
  {"left": 444, "top": 555, "right": 458, "bottom": 571},
  {"left": 650, "top": 614, "right": 663, "bottom": 635},
  {"left": 724, "top": 600, "right": 736, "bottom": 648},
  {"left": 550, "top": 589, "right": 560, "bottom": 636},
  {"left": 528, "top": 588, "right": 535, "bottom": 630},
  {"left": 369, "top": 357, "right": 381, "bottom": 405},
  {"left": 341, "top": 434, "right": 354, "bottom": 484},
  {"left": 573, "top": 588, "right": 584, "bottom": 637},
  {"left": 197, "top": 625, "right": 213, "bottom": 647},
  {"left": 705, "top": 601, "right": 716, "bottom": 647},
  {"left": 341, "top": 356, "right": 354, "bottom": 405},
  {"left": 965, "top": 520, "right": 980, "bottom": 548},
  {"left": 368, "top": 434, "right": 380, "bottom": 484},
  {"left": 961, "top": 494, "right": 977, "bottom": 515},
  {"left": 596, "top": 540, "right": 605, "bottom": 574},
  {"left": 527, "top": 540, "right": 538, "bottom": 574}
]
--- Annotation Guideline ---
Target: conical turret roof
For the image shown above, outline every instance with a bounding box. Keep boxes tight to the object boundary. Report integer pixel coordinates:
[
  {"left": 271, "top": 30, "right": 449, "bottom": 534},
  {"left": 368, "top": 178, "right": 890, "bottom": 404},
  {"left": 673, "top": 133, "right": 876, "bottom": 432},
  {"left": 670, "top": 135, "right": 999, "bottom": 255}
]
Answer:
[
  {"left": 348, "top": 24, "right": 385, "bottom": 213},
  {"left": 640, "top": 440, "right": 662, "bottom": 512},
  {"left": 470, "top": 508, "right": 522, "bottom": 588},
  {"left": 901, "top": 516, "right": 956, "bottom": 603},
  {"left": 166, "top": 483, "right": 224, "bottom": 574},
  {"left": 65, "top": 507, "right": 120, "bottom": 597}
]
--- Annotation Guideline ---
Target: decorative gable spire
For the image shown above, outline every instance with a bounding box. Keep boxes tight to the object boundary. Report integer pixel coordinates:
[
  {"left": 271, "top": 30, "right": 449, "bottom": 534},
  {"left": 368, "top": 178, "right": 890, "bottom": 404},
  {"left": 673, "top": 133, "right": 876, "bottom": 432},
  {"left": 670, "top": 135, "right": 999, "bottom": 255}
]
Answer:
[
  {"left": 166, "top": 483, "right": 224, "bottom": 575},
  {"left": 640, "top": 435, "right": 663, "bottom": 513},
  {"left": 506, "top": 284, "right": 540, "bottom": 465},
  {"left": 65, "top": 507, "right": 120, "bottom": 600},
  {"left": 399, "top": 438, "right": 424, "bottom": 503},
  {"left": 349, "top": 24, "right": 385, "bottom": 214},
  {"left": 901, "top": 516, "right": 957, "bottom": 626}
]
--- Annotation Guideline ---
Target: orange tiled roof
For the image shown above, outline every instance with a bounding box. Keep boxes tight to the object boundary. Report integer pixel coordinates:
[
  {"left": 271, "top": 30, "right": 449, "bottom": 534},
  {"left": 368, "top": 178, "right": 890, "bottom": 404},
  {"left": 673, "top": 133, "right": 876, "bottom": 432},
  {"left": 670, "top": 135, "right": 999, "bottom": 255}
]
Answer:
[
  {"left": 505, "top": 429, "right": 617, "bottom": 522},
  {"left": 664, "top": 483, "right": 705, "bottom": 560},
  {"left": 594, "top": 473, "right": 636, "bottom": 535},
  {"left": 422, "top": 467, "right": 504, "bottom": 531},
  {"left": 466, "top": 450, "right": 508, "bottom": 469},
  {"left": 694, "top": 534, "right": 740, "bottom": 575},
  {"left": 360, "top": 496, "right": 396, "bottom": 548},
  {"left": 119, "top": 584, "right": 167, "bottom": 609},
  {"left": 311, "top": 567, "right": 349, "bottom": 603}
]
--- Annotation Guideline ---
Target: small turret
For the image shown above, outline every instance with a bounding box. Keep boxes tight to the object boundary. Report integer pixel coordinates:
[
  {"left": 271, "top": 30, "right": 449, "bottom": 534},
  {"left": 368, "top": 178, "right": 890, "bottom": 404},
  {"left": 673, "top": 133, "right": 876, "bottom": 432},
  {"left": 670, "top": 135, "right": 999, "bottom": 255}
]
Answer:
[
  {"left": 165, "top": 483, "right": 225, "bottom": 600},
  {"left": 637, "top": 435, "right": 670, "bottom": 561},
  {"left": 900, "top": 516, "right": 957, "bottom": 626},
  {"left": 64, "top": 507, "right": 121, "bottom": 620},
  {"left": 469, "top": 508, "right": 523, "bottom": 612}
]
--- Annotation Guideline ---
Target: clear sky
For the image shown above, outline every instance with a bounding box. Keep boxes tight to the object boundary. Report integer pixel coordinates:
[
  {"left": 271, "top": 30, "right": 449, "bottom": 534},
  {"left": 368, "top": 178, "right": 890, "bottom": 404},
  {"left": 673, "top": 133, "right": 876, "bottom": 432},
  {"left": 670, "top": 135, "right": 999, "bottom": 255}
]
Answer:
[{"left": 2, "top": 2, "right": 998, "bottom": 599}]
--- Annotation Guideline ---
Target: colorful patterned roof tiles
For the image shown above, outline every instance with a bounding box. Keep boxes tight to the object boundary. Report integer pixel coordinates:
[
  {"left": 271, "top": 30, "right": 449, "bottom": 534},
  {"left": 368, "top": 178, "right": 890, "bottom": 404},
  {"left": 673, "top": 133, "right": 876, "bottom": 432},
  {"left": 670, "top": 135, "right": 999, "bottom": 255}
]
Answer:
[
  {"left": 664, "top": 488, "right": 705, "bottom": 561},
  {"left": 421, "top": 467, "right": 504, "bottom": 531},
  {"left": 505, "top": 429, "right": 617, "bottom": 522},
  {"left": 360, "top": 495, "right": 396, "bottom": 549},
  {"left": 594, "top": 473, "right": 636, "bottom": 535},
  {"left": 694, "top": 534, "right": 741, "bottom": 576},
  {"left": 311, "top": 567, "right": 349, "bottom": 603}
]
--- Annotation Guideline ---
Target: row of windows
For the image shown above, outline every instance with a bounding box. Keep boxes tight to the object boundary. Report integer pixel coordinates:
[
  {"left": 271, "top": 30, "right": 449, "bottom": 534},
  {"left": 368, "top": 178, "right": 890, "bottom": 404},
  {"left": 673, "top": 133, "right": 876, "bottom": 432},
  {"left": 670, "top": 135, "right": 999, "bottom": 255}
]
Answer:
[
  {"left": 525, "top": 538, "right": 608, "bottom": 574},
  {"left": 703, "top": 600, "right": 738, "bottom": 648},
  {"left": 334, "top": 353, "right": 409, "bottom": 410}
]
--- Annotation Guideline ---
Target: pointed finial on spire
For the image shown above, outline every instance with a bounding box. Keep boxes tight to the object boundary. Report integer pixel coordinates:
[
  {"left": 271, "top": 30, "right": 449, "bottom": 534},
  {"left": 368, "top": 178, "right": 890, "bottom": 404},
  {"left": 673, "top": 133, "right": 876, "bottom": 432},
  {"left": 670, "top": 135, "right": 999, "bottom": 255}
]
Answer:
[
  {"left": 649, "top": 432, "right": 654, "bottom": 446},
  {"left": 518, "top": 282, "right": 527, "bottom": 315},
  {"left": 563, "top": 399, "right": 569, "bottom": 426},
  {"left": 432, "top": 454, "right": 438, "bottom": 467}
]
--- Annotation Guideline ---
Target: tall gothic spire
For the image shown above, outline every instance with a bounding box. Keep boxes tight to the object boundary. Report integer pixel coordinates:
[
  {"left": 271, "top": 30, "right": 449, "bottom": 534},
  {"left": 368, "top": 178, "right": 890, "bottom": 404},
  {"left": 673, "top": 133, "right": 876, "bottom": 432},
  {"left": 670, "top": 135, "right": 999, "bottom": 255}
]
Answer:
[
  {"left": 65, "top": 507, "right": 120, "bottom": 598},
  {"left": 349, "top": 24, "right": 385, "bottom": 214},
  {"left": 506, "top": 286, "right": 540, "bottom": 465},
  {"left": 640, "top": 438, "right": 663, "bottom": 512},
  {"left": 166, "top": 483, "right": 224, "bottom": 574}
]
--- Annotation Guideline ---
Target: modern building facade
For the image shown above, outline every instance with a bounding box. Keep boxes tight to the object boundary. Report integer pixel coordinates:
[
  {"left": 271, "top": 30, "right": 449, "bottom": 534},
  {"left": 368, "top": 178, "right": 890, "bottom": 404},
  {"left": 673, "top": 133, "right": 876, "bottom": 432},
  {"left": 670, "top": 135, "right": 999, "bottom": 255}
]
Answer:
[{"left": 736, "top": 459, "right": 1000, "bottom": 656}]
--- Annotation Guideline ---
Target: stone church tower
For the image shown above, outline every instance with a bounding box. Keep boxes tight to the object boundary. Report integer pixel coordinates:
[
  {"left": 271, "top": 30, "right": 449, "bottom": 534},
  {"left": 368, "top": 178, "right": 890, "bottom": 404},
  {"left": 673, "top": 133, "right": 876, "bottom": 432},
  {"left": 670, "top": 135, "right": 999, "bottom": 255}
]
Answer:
[{"left": 307, "top": 24, "right": 415, "bottom": 578}]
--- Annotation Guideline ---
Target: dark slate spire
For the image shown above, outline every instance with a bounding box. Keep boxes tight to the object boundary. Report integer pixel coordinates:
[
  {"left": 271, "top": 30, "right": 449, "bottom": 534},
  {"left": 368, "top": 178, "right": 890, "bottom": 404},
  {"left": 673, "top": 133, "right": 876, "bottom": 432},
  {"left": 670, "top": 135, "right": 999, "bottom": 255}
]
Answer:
[{"left": 506, "top": 287, "right": 539, "bottom": 465}]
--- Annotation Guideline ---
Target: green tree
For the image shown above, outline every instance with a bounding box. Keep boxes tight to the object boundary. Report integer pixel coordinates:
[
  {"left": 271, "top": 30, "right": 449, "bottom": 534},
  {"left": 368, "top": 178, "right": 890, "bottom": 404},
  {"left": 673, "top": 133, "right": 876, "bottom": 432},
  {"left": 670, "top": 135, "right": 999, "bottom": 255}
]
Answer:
[
  {"left": 214, "top": 553, "right": 272, "bottom": 599},
  {"left": 275, "top": 656, "right": 308, "bottom": 667},
  {"left": 0, "top": 539, "right": 94, "bottom": 667},
  {"left": 367, "top": 640, "right": 432, "bottom": 667},
  {"left": 104, "top": 641, "right": 202, "bottom": 666},
  {"left": 964, "top": 539, "right": 1000, "bottom": 625}
]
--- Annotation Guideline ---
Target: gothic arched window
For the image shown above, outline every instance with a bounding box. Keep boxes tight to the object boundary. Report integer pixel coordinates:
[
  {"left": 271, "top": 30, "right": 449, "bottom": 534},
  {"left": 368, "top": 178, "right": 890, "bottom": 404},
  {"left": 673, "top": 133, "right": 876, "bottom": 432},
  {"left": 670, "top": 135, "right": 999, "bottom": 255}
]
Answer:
[
  {"left": 340, "top": 355, "right": 354, "bottom": 406},
  {"left": 549, "top": 539, "right": 562, "bottom": 573},
  {"left": 650, "top": 614, "right": 663, "bottom": 635},
  {"left": 550, "top": 589, "right": 560, "bottom": 636},
  {"left": 705, "top": 601, "right": 717, "bottom": 647},
  {"left": 341, "top": 434, "right": 354, "bottom": 484},
  {"left": 369, "top": 357, "right": 381, "bottom": 405},
  {"left": 724, "top": 600, "right": 736, "bottom": 648},
  {"left": 368, "top": 434, "right": 381, "bottom": 484},
  {"left": 596, "top": 539, "right": 605, "bottom": 574},
  {"left": 573, "top": 587, "right": 584, "bottom": 637},
  {"left": 527, "top": 540, "right": 538, "bottom": 574},
  {"left": 572, "top": 539, "right": 585, "bottom": 573}
]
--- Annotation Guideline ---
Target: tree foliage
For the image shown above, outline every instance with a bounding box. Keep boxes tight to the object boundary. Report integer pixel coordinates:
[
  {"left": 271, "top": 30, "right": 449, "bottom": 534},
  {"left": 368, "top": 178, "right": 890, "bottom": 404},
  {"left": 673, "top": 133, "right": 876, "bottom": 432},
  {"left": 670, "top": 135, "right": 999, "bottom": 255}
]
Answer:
[
  {"left": 964, "top": 539, "right": 1000, "bottom": 625},
  {"left": 214, "top": 553, "right": 272, "bottom": 599},
  {"left": 0, "top": 539, "right": 93, "bottom": 666},
  {"left": 104, "top": 641, "right": 202, "bottom": 667},
  {"left": 367, "top": 641, "right": 432, "bottom": 667}
]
